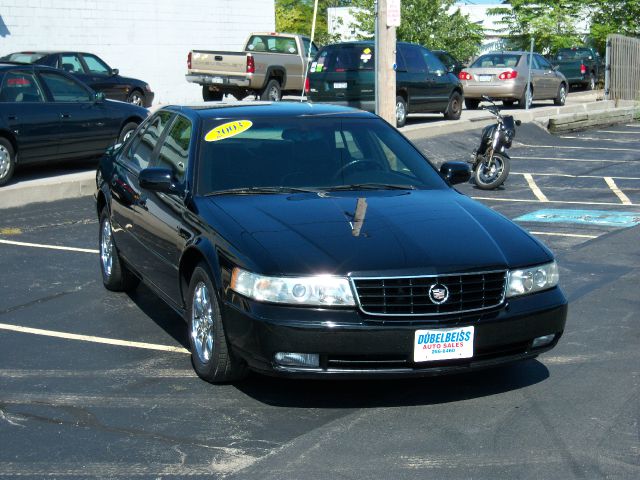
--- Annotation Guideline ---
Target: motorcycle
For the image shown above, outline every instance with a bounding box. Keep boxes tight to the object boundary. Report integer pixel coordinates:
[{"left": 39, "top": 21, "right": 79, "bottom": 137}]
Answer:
[{"left": 469, "top": 97, "right": 521, "bottom": 190}]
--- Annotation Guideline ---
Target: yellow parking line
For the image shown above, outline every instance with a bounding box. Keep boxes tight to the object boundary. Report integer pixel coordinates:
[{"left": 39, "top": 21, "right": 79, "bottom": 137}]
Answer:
[
  {"left": 523, "top": 173, "right": 549, "bottom": 202},
  {"left": 529, "top": 231, "right": 598, "bottom": 239},
  {"left": 510, "top": 156, "right": 632, "bottom": 163},
  {"left": 0, "top": 239, "right": 98, "bottom": 254},
  {"left": 517, "top": 144, "right": 637, "bottom": 152},
  {"left": 0, "top": 322, "right": 190, "bottom": 354},
  {"left": 471, "top": 196, "right": 638, "bottom": 207},
  {"left": 604, "top": 177, "right": 632, "bottom": 205}
]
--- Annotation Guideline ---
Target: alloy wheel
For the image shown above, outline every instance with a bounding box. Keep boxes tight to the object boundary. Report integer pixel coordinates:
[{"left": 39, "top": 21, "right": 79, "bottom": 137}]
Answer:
[
  {"left": 478, "top": 156, "right": 504, "bottom": 184},
  {"left": 191, "top": 281, "right": 214, "bottom": 363},
  {"left": 396, "top": 100, "right": 406, "bottom": 125},
  {"left": 0, "top": 145, "right": 10, "bottom": 179},
  {"left": 100, "top": 218, "right": 113, "bottom": 278},
  {"left": 129, "top": 93, "right": 143, "bottom": 106}
]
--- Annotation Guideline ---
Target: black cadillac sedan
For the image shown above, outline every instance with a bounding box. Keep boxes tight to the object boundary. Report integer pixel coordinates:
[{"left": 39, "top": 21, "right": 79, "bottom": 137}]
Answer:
[
  {"left": 96, "top": 102, "right": 567, "bottom": 383},
  {"left": 1, "top": 51, "right": 154, "bottom": 107},
  {"left": 0, "top": 63, "right": 148, "bottom": 186}
]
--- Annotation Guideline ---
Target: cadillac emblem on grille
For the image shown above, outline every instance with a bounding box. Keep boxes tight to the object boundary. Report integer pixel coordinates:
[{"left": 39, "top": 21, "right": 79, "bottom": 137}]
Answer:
[{"left": 428, "top": 283, "right": 449, "bottom": 304}]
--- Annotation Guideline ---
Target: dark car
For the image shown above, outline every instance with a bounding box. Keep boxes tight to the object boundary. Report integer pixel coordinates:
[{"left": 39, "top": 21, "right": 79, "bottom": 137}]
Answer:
[
  {"left": 432, "top": 50, "right": 465, "bottom": 76},
  {"left": 1, "top": 51, "right": 154, "bottom": 107},
  {"left": 96, "top": 102, "right": 567, "bottom": 383},
  {"left": 307, "top": 42, "right": 464, "bottom": 127},
  {"left": 0, "top": 63, "right": 147, "bottom": 186},
  {"left": 552, "top": 47, "right": 604, "bottom": 90}
]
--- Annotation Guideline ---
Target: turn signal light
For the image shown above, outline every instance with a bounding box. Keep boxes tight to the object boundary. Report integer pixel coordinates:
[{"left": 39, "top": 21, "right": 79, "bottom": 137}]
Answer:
[
  {"left": 187, "top": 51, "right": 192, "bottom": 70},
  {"left": 498, "top": 70, "right": 518, "bottom": 80},
  {"left": 580, "top": 64, "right": 587, "bottom": 74},
  {"left": 304, "top": 76, "right": 310, "bottom": 94},
  {"left": 458, "top": 71, "right": 472, "bottom": 81},
  {"left": 246, "top": 55, "right": 255, "bottom": 74}
]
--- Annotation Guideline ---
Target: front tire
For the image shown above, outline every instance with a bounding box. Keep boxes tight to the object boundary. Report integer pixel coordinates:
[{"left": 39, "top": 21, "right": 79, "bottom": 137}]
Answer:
[
  {"left": 118, "top": 121, "right": 139, "bottom": 144},
  {"left": 443, "top": 91, "right": 462, "bottom": 120},
  {"left": 0, "top": 137, "right": 16, "bottom": 187},
  {"left": 474, "top": 153, "right": 510, "bottom": 190},
  {"left": 187, "top": 264, "right": 247, "bottom": 383},
  {"left": 127, "top": 89, "right": 145, "bottom": 106},
  {"left": 260, "top": 79, "right": 282, "bottom": 101},
  {"left": 99, "top": 207, "right": 139, "bottom": 292},
  {"left": 395, "top": 96, "right": 407, "bottom": 127},
  {"left": 465, "top": 98, "right": 480, "bottom": 110}
]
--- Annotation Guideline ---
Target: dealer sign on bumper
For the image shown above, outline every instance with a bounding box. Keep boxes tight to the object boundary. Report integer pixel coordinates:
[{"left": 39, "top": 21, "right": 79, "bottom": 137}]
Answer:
[{"left": 414, "top": 327, "right": 475, "bottom": 362}]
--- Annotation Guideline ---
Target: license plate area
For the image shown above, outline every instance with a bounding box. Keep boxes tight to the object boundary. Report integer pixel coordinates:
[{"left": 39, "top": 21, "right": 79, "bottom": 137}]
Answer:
[
  {"left": 478, "top": 75, "right": 493, "bottom": 82},
  {"left": 414, "top": 326, "right": 474, "bottom": 362},
  {"left": 334, "top": 82, "right": 348, "bottom": 89},
  {"left": 211, "top": 76, "right": 224, "bottom": 84}
]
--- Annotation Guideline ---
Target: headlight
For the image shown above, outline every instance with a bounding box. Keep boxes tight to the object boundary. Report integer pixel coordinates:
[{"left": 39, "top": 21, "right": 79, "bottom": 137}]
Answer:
[
  {"left": 230, "top": 268, "right": 355, "bottom": 307},
  {"left": 506, "top": 261, "right": 559, "bottom": 298}
]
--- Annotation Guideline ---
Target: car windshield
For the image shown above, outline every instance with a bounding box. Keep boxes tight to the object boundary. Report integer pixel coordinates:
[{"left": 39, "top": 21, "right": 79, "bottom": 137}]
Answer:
[
  {"left": 2, "top": 53, "right": 46, "bottom": 63},
  {"left": 555, "top": 49, "right": 593, "bottom": 61},
  {"left": 197, "top": 117, "right": 447, "bottom": 195},
  {"left": 470, "top": 54, "right": 521, "bottom": 68},
  {"left": 314, "top": 45, "right": 375, "bottom": 72}
]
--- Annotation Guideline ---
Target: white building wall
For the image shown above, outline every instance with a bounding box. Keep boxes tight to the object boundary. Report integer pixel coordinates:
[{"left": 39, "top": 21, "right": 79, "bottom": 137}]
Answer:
[{"left": 0, "top": 0, "right": 275, "bottom": 104}]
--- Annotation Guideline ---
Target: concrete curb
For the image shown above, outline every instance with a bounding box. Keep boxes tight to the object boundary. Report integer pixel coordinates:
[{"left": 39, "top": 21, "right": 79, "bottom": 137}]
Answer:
[
  {"left": 547, "top": 102, "right": 640, "bottom": 133},
  {"left": 0, "top": 170, "right": 95, "bottom": 209}
]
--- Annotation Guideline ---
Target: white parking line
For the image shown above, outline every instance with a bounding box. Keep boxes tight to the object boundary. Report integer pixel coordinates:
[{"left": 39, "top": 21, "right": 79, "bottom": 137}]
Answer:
[
  {"left": 471, "top": 196, "right": 638, "bottom": 207},
  {"left": 597, "top": 130, "right": 640, "bottom": 134},
  {"left": 510, "top": 156, "right": 634, "bottom": 163},
  {"left": 523, "top": 173, "right": 549, "bottom": 202},
  {"left": 529, "top": 231, "right": 598, "bottom": 239},
  {"left": 0, "top": 322, "right": 190, "bottom": 354},
  {"left": 625, "top": 124, "right": 640, "bottom": 128},
  {"left": 517, "top": 144, "right": 637, "bottom": 152},
  {"left": 604, "top": 177, "right": 632, "bottom": 205},
  {"left": 0, "top": 239, "right": 98, "bottom": 254},
  {"left": 559, "top": 135, "right": 638, "bottom": 142},
  {"left": 512, "top": 172, "right": 640, "bottom": 180}
]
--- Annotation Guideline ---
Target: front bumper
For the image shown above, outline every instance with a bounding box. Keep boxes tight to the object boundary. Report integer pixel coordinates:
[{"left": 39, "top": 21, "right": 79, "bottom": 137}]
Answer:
[{"left": 223, "top": 287, "right": 568, "bottom": 378}]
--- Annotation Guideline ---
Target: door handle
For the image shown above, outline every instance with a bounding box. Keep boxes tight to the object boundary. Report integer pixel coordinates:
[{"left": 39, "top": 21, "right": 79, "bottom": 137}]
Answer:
[
  {"left": 177, "top": 227, "right": 191, "bottom": 240},
  {"left": 60, "top": 113, "right": 71, "bottom": 119}
]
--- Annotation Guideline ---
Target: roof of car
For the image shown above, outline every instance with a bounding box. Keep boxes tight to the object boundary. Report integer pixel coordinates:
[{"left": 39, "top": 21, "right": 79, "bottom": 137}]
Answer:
[
  {"left": 163, "top": 102, "right": 378, "bottom": 120},
  {"left": 0, "top": 63, "right": 59, "bottom": 71}
]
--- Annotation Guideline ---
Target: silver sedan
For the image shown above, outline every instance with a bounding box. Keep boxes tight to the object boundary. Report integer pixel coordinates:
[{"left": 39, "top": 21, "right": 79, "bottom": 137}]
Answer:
[{"left": 459, "top": 51, "right": 568, "bottom": 109}]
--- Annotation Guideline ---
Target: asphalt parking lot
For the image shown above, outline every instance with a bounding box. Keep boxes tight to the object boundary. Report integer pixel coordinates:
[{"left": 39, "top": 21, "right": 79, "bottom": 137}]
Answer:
[{"left": 0, "top": 122, "right": 638, "bottom": 479}]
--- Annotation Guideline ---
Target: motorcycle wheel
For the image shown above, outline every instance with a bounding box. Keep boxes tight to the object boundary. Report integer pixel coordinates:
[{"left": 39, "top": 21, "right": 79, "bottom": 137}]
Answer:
[{"left": 474, "top": 153, "right": 510, "bottom": 190}]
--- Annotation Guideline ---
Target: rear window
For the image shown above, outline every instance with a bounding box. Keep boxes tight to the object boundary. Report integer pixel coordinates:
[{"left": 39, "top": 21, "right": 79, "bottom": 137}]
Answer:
[
  {"left": 471, "top": 54, "right": 521, "bottom": 68},
  {"left": 555, "top": 49, "right": 594, "bottom": 61},
  {"left": 197, "top": 117, "right": 446, "bottom": 195},
  {"left": 245, "top": 35, "right": 298, "bottom": 54},
  {"left": 1, "top": 53, "right": 46, "bottom": 63},
  {"left": 312, "top": 45, "right": 374, "bottom": 73}
]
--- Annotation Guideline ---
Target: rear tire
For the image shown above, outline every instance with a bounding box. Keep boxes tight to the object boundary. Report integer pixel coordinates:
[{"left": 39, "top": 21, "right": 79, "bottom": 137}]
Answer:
[
  {"left": 202, "top": 86, "right": 224, "bottom": 101},
  {"left": 554, "top": 83, "right": 567, "bottom": 106},
  {"left": 0, "top": 137, "right": 16, "bottom": 187},
  {"left": 503, "top": 100, "right": 515, "bottom": 107},
  {"left": 99, "top": 207, "right": 139, "bottom": 292},
  {"left": 395, "top": 96, "right": 407, "bottom": 127},
  {"left": 587, "top": 73, "right": 596, "bottom": 91},
  {"left": 474, "top": 153, "right": 510, "bottom": 190},
  {"left": 444, "top": 91, "right": 462, "bottom": 120},
  {"left": 465, "top": 98, "right": 480, "bottom": 110},
  {"left": 518, "top": 85, "right": 532, "bottom": 109},
  {"left": 187, "top": 263, "right": 247, "bottom": 383},
  {"left": 260, "top": 79, "right": 282, "bottom": 101}
]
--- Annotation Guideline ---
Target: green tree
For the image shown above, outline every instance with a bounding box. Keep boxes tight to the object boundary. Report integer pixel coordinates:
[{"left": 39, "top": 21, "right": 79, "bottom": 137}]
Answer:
[
  {"left": 588, "top": 0, "right": 640, "bottom": 53},
  {"left": 349, "top": 0, "right": 484, "bottom": 61},
  {"left": 488, "top": 1, "right": 583, "bottom": 55},
  {"left": 275, "top": 0, "right": 347, "bottom": 45}
]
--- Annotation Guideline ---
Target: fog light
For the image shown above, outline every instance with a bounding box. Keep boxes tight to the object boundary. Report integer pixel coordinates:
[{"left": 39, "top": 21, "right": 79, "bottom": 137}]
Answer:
[
  {"left": 274, "top": 352, "right": 320, "bottom": 368},
  {"left": 532, "top": 334, "right": 556, "bottom": 349}
]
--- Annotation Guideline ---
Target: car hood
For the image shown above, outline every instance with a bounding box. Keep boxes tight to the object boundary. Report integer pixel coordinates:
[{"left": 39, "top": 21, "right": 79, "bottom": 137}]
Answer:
[{"left": 200, "top": 189, "right": 552, "bottom": 276}]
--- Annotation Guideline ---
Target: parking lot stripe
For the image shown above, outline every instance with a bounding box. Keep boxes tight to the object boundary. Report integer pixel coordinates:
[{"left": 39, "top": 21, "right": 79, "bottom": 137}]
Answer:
[
  {"left": 559, "top": 135, "right": 637, "bottom": 142},
  {"left": 511, "top": 156, "right": 634, "bottom": 164},
  {"left": 0, "top": 239, "right": 99, "bottom": 254},
  {"left": 523, "top": 174, "right": 549, "bottom": 202},
  {"left": 471, "top": 196, "right": 638, "bottom": 207},
  {"left": 512, "top": 172, "right": 640, "bottom": 180},
  {"left": 604, "top": 177, "right": 632, "bottom": 205},
  {"left": 529, "top": 231, "right": 599, "bottom": 239},
  {"left": 597, "top": 130, "right": 639, "bottom": 134},
  {"left": 0, "top": 322, "right": 190, "bottom": 354},
  {"left": 517, "top": 144, "right": 637, "bottom": 152}
]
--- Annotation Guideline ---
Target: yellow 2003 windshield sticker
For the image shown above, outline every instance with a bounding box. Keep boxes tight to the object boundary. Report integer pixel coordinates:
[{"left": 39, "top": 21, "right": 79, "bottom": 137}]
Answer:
[{"left": 205, "top": 120, "right": 253, "bottom": 142}]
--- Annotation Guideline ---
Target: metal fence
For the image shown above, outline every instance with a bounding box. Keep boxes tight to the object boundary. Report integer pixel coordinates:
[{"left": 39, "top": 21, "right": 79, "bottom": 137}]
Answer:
[{"left": 606, "top": 34, "right": 640, "bottom": 101}]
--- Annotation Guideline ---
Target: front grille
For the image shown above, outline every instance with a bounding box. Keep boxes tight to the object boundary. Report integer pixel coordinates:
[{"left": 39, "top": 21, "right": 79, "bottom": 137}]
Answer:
[{"left": 352, "top": 271, "right": 507, "bottom": 316}]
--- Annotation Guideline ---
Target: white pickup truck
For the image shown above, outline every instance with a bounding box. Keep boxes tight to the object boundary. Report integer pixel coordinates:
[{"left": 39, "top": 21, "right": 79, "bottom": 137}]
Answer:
[{"left": 186, "top": 32, "right": 319, "bottom": 101}]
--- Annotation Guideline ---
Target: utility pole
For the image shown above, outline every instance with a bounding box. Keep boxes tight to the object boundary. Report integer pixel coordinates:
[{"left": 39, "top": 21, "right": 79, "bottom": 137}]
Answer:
[{"left": 375, "top": 0, "right": 398, "bottom": 126}]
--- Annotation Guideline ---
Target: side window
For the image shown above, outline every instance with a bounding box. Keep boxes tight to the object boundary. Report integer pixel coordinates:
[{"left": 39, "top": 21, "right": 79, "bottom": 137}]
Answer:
[
  {"left": 155, "top": 115, "right": 192, "bottom": 184},
  {"left": 536, "top": 55, "right": 552, "bottom": 70},
  {"left": 0, "top": 71, "right": 45, "bottom": 103},
  {"left": 399, "top": 45, "right": 426, "bottom": 74},
  {"left": 127, "top": 111, "right": 173, "bottom": 170},
  {"left": 395, "top": 49, "right": 407, "bottom": 72},
  {"left": 82, "top": 54, "right": 111, "bottom": 75},
  {"left": 302, "top": 39, "right": 318, "bottom": 58},
  {"left": 39, "top": 72, "right": 91, "bottom": 102},
  {"left": 422, "top": 50, "right": 446, "bottom": 74},
  {"left": 59, "top": 53, "right": 84, "bottom": 74}
]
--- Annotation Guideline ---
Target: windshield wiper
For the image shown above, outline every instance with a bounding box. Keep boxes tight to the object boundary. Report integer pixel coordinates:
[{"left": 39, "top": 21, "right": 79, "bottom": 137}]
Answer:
[
  {"left": 324, "top": 183, "right": 418, "bottom": 191},
  {"left": 205, "top": 186, "right": 319, "bottom": 196}
]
